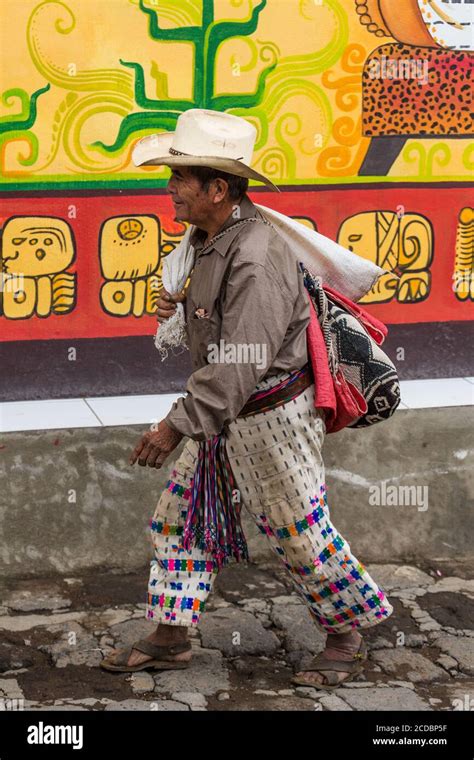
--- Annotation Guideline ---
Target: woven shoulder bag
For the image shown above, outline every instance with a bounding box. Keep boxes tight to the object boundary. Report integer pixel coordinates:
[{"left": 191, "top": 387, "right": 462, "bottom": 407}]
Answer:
[{"left": 300, "top": 263, "right": 401, "bottom": 428}]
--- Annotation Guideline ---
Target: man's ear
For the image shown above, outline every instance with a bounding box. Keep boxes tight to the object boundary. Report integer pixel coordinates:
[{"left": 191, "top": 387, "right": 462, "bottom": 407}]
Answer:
[{"left": 212, "top": 177, "right": 229, "bottom": 204}]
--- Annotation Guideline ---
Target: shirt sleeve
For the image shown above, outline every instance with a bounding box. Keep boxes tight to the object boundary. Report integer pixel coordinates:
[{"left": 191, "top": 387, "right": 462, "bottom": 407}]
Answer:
[{"left": 164, "top": 260, "right": 295, "bottom": 441}]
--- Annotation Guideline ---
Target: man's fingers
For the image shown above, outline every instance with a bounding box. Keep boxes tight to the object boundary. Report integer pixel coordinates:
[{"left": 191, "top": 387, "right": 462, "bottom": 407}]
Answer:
[
  {"left": 142, "top": 445, "right": 168, "bottom": 468},
  {"left": 158, "top": 296, "right": 175, "bottom": 308},
  {"left": 154, "top": 451, "right": 169, "bottom": 469},
  {"left": 146, "top": 447, "right": 161, "bottom": 468},
  {"left": 129, "top": 433, "right": 150, "bottom": 465},
  {"left": 137, "top": 444, "right": 153, "bottom": 466},
  {"left": 157, "top": 305, "right": 177, "bottom": 320},
  {"left": 157, "top": 300, "right": 176, "bottom": 312},
  {"left": 155, "top": 289, "right": 185, "bottom": 322},
  {"left": 169, "top": 290, "right": 186, "bottom": 304},
  {"left": 156, "top": 295, "right": 178, "bottom": 321},
  {"left": 129, "top": 424, "right": 180, "bottom": 471},
  {"left": 129, "top": 441, "right": 144, "bottom": 465}
]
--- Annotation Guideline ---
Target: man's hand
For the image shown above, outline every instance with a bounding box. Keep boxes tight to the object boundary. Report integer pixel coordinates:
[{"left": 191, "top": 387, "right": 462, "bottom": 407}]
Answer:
[
  {"left": 156, "top": 287, "right": 186, "bottom": 323},
  {"left": 129, "top": 420, "right": 184, "bottom": 469}
]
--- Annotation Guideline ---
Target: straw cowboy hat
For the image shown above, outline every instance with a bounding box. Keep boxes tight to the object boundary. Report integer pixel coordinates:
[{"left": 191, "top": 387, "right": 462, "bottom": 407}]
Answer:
[{"left": 131, "top": 108, "right": 279, "bottom": 192}]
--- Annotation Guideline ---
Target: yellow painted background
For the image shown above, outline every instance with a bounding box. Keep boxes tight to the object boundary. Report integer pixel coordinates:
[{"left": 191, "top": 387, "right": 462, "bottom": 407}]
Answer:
[{"left": 1, "top": 0, "right": 472, "bottom": 186}]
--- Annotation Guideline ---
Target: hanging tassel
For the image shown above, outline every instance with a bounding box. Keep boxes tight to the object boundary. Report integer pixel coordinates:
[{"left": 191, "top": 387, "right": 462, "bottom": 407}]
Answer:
[{"left": 182, "top": 434, "right": 249, "bottom": 568}]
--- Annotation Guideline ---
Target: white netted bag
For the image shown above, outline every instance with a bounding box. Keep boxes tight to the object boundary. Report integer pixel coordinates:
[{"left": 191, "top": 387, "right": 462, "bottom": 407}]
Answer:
[{"left": 154, "top": 223, "right": 196, "bottom": 359}]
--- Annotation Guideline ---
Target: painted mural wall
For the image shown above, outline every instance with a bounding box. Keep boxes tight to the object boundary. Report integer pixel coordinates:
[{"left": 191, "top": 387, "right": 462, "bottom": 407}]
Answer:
[{"left": 1, "top": 0, "right": 473, "bottom": 344}]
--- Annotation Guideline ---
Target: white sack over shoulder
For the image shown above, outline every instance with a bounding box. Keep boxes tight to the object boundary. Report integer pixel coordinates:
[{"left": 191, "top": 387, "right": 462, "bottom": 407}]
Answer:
[{"left": 154, "top": 206, "right": 394, "bottom": 358}]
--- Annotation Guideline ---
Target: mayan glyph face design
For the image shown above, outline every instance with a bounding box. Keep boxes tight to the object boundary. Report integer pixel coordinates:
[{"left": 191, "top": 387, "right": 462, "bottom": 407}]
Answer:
[
  {"left": 99, "top": 215, "right": 161, "bottom": 316},
  {"left": 2, "top": 217, "right": 74, "bottom": 277},
  {"left": 1, "top": 216, "right": 75, "bottom": 319},
  {"left": 99, "top": 215, "right": 160, "bottom": 280},
  {"left": 338, "top": 211, "right": 433, "bottom": 303}
]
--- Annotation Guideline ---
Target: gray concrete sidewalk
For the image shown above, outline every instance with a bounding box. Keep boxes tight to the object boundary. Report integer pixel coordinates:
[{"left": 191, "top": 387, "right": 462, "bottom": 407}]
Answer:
[
  {"left": 0, "top": 559, "right": 472, "bottom": 712},
  {"left": 1, "top": 406, "right": 473, "bottom": 578}
]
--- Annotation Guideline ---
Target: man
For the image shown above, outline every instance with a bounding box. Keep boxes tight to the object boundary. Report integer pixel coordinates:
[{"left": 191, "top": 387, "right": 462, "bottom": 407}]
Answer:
[{"left": 100, "top": 110, "right": 393, "bottom": 688}]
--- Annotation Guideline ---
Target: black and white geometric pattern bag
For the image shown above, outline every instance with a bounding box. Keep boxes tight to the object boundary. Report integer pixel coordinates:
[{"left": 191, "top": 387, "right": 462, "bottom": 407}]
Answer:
[{"left": 300, "top": 263, "right": 401, "bottom": 428}]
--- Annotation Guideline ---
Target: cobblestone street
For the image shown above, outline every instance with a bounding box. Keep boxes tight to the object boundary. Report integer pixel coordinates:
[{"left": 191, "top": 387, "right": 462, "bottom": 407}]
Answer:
[{"left": 0, "top": 559, "right": 472, "bottom": 712}]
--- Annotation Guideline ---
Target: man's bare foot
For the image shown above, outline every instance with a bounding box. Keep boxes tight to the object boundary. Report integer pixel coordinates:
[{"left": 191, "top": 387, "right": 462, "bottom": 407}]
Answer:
[
  {"left": 295, "top": 630, "right": 363, "bottom": 686},
  {"left": 106, "top": 623, "right": 191, "bottom": 668}
]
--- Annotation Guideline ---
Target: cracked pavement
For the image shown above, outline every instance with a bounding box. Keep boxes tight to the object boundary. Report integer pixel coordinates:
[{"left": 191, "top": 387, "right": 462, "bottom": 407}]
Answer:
[{"left": 0, "top": 559, "right": 473, "bottom": 712}]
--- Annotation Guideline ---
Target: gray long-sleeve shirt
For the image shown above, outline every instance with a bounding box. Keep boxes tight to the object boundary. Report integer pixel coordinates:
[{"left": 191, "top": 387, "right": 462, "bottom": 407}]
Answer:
[{"left": 164, "top": 194, "right": 310, "bottom": 441}]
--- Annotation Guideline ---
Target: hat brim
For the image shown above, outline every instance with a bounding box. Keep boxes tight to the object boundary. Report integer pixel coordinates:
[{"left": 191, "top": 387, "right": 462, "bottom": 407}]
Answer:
[{"left": 132, "top": 132, "right": 280, "bottom": 192}]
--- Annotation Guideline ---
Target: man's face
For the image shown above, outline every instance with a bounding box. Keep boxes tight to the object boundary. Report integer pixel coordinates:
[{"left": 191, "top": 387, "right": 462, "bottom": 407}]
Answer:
[{"left": 167, "top": 167, "right": 214, "bottom": 226}]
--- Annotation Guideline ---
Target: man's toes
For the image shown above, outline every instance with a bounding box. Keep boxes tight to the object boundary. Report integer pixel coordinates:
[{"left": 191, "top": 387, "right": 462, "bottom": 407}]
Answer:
[
  {"left": 106, "top": 647, "right": 145, "bottom": 666},
  {"left": 306, "top": 675, "right": 324, "bottom": 684},
  {"left": 297, "top": 672, "right": 324, "bottom": 684},
  {"left": 127, "top": 649, "right": 151, "bottom": 666},
  {"left": 296, "top": 670, "right": 349, "bottom": 685}
]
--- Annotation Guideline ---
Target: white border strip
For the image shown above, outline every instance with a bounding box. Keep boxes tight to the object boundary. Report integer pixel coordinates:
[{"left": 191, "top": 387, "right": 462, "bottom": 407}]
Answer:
[{"left": 0, "top": 379, "right": 473, "bottom": 433}]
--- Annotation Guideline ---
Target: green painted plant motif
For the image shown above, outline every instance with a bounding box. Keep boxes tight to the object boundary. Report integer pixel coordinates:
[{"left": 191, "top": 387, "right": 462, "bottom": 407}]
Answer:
[
  {"left": 93, "top": 0, "right": 276, "bottom": 155},
  {"left": 0, "top": 84, "right": 50, "bottom": 167},
  {"left": 2, "top": 0, "right": 347, "bottom": 182}
]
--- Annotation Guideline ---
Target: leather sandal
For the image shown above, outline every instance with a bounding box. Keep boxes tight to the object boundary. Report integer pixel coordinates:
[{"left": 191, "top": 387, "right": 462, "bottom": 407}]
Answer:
[
  {"left": 291, "top": 637, "right": 367, "bottom": 690},
  {"left": 99, "top": 639, "right": 192, "bottom": 673}
]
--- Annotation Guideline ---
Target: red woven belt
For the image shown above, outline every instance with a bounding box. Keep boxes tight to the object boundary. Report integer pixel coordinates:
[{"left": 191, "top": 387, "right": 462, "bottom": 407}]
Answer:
[{"left": 237, "top": 364, "right": 313, "bottom": 418}]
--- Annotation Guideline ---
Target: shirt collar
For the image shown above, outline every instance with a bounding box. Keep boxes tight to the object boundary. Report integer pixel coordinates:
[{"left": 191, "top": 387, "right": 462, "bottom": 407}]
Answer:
[{"left": 190, "top": 194, "right": 259, "bottom": 257}]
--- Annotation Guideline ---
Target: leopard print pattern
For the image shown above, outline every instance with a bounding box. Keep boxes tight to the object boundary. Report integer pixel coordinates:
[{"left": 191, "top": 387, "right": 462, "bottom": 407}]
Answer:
[{"left": 362, "top": 43, "right": 473, "bottom": 136}]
